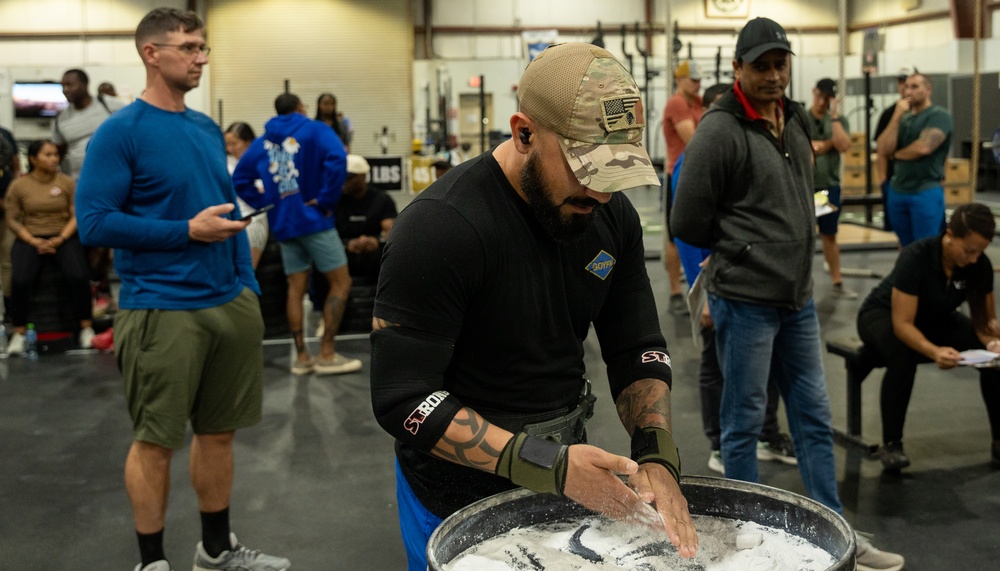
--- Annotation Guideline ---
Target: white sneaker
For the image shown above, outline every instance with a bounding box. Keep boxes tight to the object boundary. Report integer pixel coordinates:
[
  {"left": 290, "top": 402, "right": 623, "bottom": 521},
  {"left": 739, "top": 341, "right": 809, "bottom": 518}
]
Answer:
[
  {"left": 133, "top": 560, "right": 173, "bottom": 571},
  {"left": 315, "top": 320, "right": 324, "bottom": 337},
  {"left": 79, "top": 327, "right": 96, "bottom": 349},
  {"left": 855, "top": 532, "right": 905, "bottom": 571},
  {"left": 707, "top": 450, "right": 724, "bottom": 475},
  {"left": 314, "top": 353, "right": 362, "bottom": 375},
  {"left": 7, "top": 332, "right": 25, "bottom": 355}
]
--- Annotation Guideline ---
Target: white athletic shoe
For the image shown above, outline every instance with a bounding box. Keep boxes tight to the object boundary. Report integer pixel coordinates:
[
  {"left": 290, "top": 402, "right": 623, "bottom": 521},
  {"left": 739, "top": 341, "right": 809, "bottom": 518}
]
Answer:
[
  {"left": 134, "top": 560, "right": 173, "bottom": 571},
  {"left": 79, "top": 327, "right": 96, "bottom": 349},
  {"left": 7, "top": 332, "right": 25, "bottom": 355}
]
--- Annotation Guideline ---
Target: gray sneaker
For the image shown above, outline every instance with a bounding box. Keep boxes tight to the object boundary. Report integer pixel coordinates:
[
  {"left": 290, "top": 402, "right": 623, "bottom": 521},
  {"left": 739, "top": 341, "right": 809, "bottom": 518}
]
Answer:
[
  {"left": 668, "top": 294, "right": 689, "bottom": 316},
  {"left": 855, "top": 533, "right": 904, "bottom": 571},
  {"left": 314, "top": 353, "right": 363, "bottom": 375},
  {"left": 134, "top": 561, "right": 172, "bottom": 571},
  {"left": 193, "top": 533, "right": 290, "bottom": 571},
  {"left": 832, "top": 282, "right": 860, "bottom": 299}
]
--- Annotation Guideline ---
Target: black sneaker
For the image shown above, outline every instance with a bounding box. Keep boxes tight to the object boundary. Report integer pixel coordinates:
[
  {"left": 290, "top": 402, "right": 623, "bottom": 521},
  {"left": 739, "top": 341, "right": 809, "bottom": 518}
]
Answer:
[
  {"left": 669, "top": 293, "right": 689, "bottom": 316},
  {"left": 757, "top": 433, "right": 797, "bottom": 465},
  {"left": 879, "top": 441, "right": 910, "bottom": 471}
]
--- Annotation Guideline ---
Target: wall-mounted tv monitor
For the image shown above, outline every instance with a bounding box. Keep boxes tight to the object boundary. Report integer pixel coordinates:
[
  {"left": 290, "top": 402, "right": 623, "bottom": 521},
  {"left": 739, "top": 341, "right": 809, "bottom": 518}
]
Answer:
[{"left": 12, "top": 82, "right": 68, "bottom": 118}]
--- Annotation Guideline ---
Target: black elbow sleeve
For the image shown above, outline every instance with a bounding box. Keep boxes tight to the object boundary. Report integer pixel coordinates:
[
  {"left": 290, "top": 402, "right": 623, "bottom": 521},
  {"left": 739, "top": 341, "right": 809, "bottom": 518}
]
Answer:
[
  {"left": 607, "top": 348, "right": 673, "bottom": 400},
  {"left": 370, "top": 327, "right": 463, "bottom": 452}
]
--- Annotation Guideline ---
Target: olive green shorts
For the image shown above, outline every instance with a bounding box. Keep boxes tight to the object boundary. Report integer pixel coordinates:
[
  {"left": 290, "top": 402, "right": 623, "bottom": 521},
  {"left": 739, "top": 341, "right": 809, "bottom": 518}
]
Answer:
[{"left": 115, "top": 288, "right": 265, "bottom": 449}]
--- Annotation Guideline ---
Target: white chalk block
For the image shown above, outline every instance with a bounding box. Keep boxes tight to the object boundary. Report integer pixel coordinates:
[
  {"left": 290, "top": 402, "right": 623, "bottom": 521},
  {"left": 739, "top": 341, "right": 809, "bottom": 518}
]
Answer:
[{"left": 736, "top": 531, "right": 763, "bottom": 550}]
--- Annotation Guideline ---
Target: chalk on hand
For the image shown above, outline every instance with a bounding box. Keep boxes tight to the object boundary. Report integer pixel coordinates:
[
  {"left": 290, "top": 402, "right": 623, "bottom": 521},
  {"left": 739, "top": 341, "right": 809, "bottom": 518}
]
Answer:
[{"left": 736, "top": 531, "right": 763, "bottom": 550}]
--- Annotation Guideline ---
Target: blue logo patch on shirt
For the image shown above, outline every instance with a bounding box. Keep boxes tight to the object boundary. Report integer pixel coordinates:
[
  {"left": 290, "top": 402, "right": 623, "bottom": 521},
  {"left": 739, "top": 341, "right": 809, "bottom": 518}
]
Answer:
[{"left": 585, "top": 250, "right": 616, "bottom": 280}]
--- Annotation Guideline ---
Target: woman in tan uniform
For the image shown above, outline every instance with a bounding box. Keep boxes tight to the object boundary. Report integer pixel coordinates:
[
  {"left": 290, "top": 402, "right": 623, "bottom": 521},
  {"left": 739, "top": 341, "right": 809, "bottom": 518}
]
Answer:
[{"left": 5, "top": 139, "right": 93, "bottom": 352}]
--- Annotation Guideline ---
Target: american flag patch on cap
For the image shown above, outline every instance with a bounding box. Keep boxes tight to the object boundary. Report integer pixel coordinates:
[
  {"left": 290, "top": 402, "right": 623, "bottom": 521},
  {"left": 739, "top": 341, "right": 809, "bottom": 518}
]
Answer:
[{"left": 601, "top": 95, "right": 644, "bottom": 132}]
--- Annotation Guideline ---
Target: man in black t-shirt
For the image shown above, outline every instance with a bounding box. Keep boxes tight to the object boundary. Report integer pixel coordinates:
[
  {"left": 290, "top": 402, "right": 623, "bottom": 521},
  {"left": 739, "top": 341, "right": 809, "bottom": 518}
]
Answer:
[
  {"left": 371, "top": 43, "right": 697, "bottom": 571},
  {"left": 335, "top": 154, "right": 396, "bottom": 283}
]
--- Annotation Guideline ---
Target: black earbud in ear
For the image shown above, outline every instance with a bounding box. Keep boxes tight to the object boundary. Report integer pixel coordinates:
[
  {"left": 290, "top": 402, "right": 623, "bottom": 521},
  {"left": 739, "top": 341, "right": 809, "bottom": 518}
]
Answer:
[{"left": 519, "top": 129, "right": 531, "bottom": 144}]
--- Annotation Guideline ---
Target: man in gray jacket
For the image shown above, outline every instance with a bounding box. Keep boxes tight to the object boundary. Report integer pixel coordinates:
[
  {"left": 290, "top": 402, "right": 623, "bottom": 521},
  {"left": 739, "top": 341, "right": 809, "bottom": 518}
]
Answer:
[{"left": 671, "top": 17, "right": 904, "bottom": 571}]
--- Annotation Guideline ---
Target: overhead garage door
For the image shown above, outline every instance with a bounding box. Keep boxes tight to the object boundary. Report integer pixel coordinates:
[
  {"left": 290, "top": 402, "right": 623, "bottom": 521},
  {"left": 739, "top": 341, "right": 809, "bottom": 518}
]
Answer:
[{"left": 207, "top": 0, "right": 413, "bottom": 157}]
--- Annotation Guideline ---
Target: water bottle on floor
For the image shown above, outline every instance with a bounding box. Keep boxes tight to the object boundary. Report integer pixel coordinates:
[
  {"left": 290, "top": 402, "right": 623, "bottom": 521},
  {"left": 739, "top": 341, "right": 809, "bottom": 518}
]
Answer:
[{"left": 25, "top": 323, "right": 38, "bottom": 361}]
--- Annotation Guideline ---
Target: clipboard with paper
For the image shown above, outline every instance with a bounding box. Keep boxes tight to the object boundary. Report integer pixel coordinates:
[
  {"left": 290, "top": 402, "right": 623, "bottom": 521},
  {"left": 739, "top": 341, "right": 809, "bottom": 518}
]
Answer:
[{"left": 815, "top": 190, "right": 837, "bottom": 218}]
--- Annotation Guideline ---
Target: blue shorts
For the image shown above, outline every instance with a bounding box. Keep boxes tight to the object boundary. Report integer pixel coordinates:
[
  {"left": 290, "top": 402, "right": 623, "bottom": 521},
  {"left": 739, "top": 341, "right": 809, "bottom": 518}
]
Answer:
[
  {"left": 395, "top": 459, "right": 444, "bottom": 571},
  {"left": 278, "top": 227, "right": 348, "bottom": 275},
  {"left": 816, "top": 185, "right": 842, "bottom": 236}
]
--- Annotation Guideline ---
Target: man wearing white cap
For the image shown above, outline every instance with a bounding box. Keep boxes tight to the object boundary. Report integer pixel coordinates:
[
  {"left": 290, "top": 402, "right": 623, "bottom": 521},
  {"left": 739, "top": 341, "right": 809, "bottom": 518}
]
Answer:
[
  {"left": 335, "top": 154, "right": 397, "bottom": 282},
  {"left": 661, "top": 60, "right": 703, "bottom": 316},
  {"left": 371, "top": 42, "right": 697, "bottom": 571}
]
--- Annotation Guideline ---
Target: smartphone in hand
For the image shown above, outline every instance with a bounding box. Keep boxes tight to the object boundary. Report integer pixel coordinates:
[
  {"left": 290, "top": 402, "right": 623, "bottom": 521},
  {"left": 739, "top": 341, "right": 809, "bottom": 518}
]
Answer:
[{"left": 240, "top": 203, "right": 274, "bottom": 221}]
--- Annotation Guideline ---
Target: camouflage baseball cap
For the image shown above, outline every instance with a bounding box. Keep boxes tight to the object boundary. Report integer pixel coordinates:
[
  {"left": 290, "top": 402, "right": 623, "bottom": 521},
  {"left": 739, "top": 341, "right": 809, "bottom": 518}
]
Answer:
[{"left": 518, "top": 42, "right": 659, "bottom": 193}]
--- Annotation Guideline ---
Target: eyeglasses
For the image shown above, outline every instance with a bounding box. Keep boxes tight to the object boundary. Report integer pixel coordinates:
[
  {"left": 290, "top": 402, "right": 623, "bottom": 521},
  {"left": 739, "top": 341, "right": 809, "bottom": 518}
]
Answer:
[{"left": 152, "top": 43, "right": 211, "bottom": 56}]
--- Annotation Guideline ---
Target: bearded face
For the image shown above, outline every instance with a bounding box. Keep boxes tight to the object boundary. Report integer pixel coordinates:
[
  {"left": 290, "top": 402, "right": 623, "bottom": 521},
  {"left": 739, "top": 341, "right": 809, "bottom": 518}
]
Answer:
[{"left": 519, "top": 151, "right": 601, "bottom": 243}]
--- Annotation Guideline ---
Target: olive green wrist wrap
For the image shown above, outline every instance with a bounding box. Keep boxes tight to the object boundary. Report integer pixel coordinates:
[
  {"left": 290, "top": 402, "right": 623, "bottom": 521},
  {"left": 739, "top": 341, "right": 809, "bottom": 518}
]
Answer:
[
  {"left": 495, "top": 432, "right": 569, "bottom": 496},
  {"left": 630, "top": 426, "right": 681, "bottom": 484}
]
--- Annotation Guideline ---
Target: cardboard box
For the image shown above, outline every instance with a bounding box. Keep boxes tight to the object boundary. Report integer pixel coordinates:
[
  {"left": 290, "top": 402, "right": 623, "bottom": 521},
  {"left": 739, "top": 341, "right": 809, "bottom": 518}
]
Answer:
[
  {"left": 842, "top": 147, "right": 867, "bottom": 167},
  {"left": 849, "top": 132, "right": 867, "bottom": 146},
  {"left": 944, "top": 184, "right": 974, "bottom": 205},
  {"left": 841, "top": 186, "right": 870, "bottom": 197},
  {"left": 944, "top": 158, "right": 970, "bottom": 185},
  {"left": 841, "top": 167, "right": 868, "bottom": 189}
]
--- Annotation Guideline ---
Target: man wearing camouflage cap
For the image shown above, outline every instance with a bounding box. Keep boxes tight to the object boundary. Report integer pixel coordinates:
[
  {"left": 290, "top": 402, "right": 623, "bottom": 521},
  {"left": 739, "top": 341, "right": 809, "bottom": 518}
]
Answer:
[{"left": 370, "top": 42, "right": 697, "bottom": 570}]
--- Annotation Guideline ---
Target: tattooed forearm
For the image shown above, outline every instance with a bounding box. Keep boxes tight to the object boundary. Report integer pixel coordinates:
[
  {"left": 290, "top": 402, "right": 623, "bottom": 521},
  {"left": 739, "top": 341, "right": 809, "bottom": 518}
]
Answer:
[
  {"left": 432, "top": 407, "right": 506, "bottom": 470},
  {"left": 616, "top": 378, "right": 672, "bottom": 434},
  {"left": 917, "top": 127, "right": 946, "bottom": 152}
]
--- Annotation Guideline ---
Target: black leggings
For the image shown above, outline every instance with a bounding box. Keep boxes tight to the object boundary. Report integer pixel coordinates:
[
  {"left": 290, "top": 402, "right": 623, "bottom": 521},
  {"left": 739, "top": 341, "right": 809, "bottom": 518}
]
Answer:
[
  {"left": 9, "top": 235, "right": 92, "bottom": 327},
  {"left": 857, "top": 307, "right": 1000, "bottom": 444}
]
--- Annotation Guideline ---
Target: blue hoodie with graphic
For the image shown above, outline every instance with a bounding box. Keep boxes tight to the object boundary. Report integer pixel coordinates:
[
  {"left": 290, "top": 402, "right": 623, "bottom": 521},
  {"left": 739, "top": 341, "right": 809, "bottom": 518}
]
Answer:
[{"left": 233, "top": 112, "right": 347, "bottom": 242}]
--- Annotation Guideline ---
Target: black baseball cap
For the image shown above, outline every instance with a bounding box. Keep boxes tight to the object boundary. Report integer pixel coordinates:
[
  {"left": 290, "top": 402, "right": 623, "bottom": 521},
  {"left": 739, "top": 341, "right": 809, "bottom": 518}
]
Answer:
[
  {"left": 735, "top": 17, "right": 794, "bottom": 63},
  {"left": 816, "top": 78, "right": 836, "bottom": 97}
]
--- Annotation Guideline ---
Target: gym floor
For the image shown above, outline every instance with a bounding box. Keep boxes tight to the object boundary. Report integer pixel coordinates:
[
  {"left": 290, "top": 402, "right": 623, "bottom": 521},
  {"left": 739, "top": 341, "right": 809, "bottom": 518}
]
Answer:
[{"left": 2, "top": 187, "right": 998, "bottom": 570}]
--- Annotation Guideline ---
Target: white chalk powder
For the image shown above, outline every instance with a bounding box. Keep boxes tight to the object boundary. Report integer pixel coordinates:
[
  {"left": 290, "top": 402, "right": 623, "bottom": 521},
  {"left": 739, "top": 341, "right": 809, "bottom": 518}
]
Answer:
[{"left": 444, "top": 514, "right": 837, "bottom": 571}]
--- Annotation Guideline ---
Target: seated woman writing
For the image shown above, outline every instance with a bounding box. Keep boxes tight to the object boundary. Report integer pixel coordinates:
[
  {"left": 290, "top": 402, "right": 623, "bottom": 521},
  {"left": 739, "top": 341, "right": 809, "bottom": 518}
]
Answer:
[
  {"left": 857, "top": 202, "right": 1000, "bottom": 471},
  {"left": 5, "top": 139, "right": 94, "bottom": 352}
]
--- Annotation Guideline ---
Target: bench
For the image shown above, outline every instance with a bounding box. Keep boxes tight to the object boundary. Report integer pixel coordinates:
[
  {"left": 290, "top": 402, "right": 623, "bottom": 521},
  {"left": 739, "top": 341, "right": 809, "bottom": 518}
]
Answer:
[{"left": 825, "top": 337, "right": 886, "bottom": 457}]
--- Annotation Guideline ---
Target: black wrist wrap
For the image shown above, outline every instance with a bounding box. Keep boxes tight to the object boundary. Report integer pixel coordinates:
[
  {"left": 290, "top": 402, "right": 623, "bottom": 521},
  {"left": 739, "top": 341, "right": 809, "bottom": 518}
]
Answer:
[
  {"left": 495, "top": 433, "right": 569, "bottom": 496},
  {"left": 630, "top": 426, "right": 681, "bottom": 484}
]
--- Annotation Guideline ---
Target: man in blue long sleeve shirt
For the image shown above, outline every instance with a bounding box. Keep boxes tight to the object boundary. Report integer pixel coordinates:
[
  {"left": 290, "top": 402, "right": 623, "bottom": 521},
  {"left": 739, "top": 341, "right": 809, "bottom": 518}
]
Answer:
[
  {"left": 74, "top": 8, "right": 288, "bottom": 571},
  {"left": 233, "top": 92, "right": 360, "bottom": 376}
]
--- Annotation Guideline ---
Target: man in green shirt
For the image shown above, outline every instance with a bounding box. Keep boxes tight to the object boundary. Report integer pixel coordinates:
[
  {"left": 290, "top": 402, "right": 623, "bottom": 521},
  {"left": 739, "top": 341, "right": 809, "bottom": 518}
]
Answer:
[
  {"left": 876, "top": 73, "right": 952, "bottom": 246},
  {"left": 809, "top": 78, "right": 855, "bottom": 298}
]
